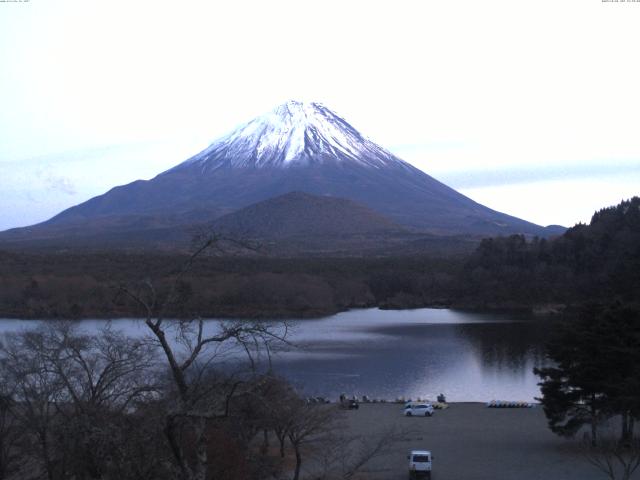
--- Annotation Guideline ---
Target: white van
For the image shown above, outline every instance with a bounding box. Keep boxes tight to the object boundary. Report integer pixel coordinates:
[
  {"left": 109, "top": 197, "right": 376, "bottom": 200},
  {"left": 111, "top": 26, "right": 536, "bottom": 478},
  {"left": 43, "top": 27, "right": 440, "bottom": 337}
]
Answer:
[{"left": 408, "top": 450, "right": 432, "bottom": 479}]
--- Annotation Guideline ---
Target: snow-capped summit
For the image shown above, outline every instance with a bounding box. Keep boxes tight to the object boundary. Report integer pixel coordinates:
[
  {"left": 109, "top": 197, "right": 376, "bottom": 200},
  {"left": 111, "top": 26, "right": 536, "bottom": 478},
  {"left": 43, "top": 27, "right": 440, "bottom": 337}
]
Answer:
[{"left": 173, "top": 100, "right": 407, "bottom": 172}]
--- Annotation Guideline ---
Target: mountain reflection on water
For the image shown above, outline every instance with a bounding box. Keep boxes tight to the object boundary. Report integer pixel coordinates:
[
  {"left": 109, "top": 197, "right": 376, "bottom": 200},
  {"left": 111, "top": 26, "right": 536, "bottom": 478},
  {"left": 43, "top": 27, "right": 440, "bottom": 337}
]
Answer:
[
  {"left": 0, "top": 308, "right": 554, "bottom": 402},
  {"left": 271, "top": 309, "right": 553, "bottom": 402}
]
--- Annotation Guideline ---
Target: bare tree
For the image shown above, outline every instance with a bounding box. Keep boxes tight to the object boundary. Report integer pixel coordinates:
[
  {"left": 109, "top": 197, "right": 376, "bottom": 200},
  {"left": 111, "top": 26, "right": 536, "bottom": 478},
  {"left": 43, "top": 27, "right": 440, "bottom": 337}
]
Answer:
[
  {"left": 253, "top": 375, "right": 299, "bottom": 459},
  {"left": 582, "top": 431, "right": 640, "bottom": 480},
  {"left": 2, "top": 330, "right": 65, "bottom": 480},
  {"left": 117, "top": 236, "right": 290, "bottom": 480},
  {"left": 312, "top": 426, "right": 412, "bottom": 480},
  {"left": 1, "top": 322, "right": 160, "bottom": 480},
  {"left": 0, "top": 373, "right": 19, "bottom": 480},
  {"left": 285, "top": 401, "right": 340, "bottom": 480}
]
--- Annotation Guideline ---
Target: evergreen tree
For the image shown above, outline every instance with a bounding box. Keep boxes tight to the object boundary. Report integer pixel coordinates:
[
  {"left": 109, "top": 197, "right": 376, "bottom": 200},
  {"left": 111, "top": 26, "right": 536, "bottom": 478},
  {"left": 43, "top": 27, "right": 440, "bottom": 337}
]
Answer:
[{"left": 535, "top": 304, "right": 640, "bottom": 445}]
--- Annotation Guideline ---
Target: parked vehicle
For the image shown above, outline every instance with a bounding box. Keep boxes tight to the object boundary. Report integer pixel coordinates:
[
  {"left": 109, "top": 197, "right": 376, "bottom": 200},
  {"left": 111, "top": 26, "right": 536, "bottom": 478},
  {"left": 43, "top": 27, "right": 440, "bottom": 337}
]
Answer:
[
  {"left": 340, "top": 398, "right": 359, "bottom": 409},
  {"left": 404, "top": 403, "right": 434, "bottom": 417},
  {"left": 408, "top": 450, "right": 432, "bottom": 479}
]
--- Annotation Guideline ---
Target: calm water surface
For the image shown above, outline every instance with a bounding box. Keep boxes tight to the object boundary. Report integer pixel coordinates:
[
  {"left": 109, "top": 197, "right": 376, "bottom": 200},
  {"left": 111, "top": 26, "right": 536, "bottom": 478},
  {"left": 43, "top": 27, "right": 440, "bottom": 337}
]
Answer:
[{"left": 0, "top": 308, "right": 553, "bottom": 402}]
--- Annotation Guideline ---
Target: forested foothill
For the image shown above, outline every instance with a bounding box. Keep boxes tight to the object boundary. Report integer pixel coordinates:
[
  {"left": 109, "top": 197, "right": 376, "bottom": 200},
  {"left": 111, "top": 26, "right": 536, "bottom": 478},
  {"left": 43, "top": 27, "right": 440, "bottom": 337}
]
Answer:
[
  {"left": 1, "top": 197, "right": 639, "bottom": 319},
  {"left": 460, "top": 197, "right": 640, "bottom": 310},
  {"left": 0, "top": 252, "right": 462, "bottom": 319}
]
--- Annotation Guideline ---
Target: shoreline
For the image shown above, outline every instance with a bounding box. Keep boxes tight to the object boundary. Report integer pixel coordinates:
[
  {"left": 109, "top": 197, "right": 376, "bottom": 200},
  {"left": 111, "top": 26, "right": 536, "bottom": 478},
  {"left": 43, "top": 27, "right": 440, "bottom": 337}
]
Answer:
[{"left": 0, "top": 303, "right": 566, "bottom": 321}]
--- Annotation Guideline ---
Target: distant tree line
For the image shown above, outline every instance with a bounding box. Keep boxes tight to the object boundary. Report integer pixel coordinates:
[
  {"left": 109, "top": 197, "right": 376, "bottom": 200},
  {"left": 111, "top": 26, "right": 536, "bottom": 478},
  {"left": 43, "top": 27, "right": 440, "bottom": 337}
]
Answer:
[
  {"left": 0, "top": 253, "right": 462, "bottom": 319},
  {"left": 460, "top": 197, "right": 640, "bottom": 309},
  {"left": 1, "top": 197, "right": 638, "bottom": 319}
]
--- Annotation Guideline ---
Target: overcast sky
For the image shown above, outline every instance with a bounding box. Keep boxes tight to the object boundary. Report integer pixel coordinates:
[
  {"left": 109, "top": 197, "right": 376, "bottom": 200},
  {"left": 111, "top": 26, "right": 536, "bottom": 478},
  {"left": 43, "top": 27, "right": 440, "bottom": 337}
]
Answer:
[{"left": 1, "top": 0, "right": 639, "bottom": 231}]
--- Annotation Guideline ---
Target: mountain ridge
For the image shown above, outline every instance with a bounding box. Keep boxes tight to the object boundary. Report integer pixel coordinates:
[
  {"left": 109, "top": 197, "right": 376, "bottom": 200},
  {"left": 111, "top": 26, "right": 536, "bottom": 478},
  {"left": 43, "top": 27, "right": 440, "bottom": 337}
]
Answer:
[{"left": 0, "top": 100, "right": 564, "bottom": 249}]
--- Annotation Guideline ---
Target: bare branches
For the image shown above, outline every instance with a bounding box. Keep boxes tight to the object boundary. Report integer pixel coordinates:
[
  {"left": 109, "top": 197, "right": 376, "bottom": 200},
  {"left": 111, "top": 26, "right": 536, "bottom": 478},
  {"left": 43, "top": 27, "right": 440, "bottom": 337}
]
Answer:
[
  {"left": 0, "top": 322, "right": 162, "bottom": 480},
  {"left": 312, "top": 425, "right": 412, "bottom": 480},
  {"left": 113, "top": 233, "right": 289, "bottom": 480},
  {"left": 4, "top": 322, "right": 158, "bottom": 412},
  {"left": 341, "top": 427, "right": 406, "bottom": 480},
  {"left": 582, "top": 432, "right": 640, "bottom": 480}
]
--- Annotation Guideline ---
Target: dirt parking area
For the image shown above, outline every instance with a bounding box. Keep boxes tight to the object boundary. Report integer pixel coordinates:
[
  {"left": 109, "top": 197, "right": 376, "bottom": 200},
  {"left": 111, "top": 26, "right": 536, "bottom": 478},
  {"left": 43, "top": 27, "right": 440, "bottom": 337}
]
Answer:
[{"left": 333, "top": 403, "right": 607, "bottom": 480}]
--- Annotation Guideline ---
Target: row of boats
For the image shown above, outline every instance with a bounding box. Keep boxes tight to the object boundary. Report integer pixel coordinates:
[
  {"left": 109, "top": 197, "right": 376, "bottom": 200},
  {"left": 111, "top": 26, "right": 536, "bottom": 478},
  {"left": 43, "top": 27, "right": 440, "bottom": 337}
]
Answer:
[
  {"left": 307, "top": 395, "right": 535, "bottom": 408},
  {"left": 486, "top": 400, "right": 535, "bottom": 408}
]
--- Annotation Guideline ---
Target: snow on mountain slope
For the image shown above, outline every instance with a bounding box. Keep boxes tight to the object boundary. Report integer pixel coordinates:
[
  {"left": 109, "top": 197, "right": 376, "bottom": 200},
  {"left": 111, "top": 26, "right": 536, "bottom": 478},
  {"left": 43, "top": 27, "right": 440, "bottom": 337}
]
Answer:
[{"left": 172, "top": 100, "right": 410, "bottom": 172}]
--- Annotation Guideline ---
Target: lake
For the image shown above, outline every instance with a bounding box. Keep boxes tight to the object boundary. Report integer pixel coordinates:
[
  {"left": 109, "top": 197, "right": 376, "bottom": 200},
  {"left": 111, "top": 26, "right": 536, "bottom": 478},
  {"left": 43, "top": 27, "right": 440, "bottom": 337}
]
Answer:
[{"left": 0, "top": 308, "right": 554, "bottom": 402}]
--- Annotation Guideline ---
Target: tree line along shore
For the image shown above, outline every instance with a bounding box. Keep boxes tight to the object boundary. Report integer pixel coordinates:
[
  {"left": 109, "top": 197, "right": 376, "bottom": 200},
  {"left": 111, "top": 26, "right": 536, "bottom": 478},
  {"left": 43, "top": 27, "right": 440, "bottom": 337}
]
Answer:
[{"left": 2, "top": 197, "right": 638, "bottom": 320}]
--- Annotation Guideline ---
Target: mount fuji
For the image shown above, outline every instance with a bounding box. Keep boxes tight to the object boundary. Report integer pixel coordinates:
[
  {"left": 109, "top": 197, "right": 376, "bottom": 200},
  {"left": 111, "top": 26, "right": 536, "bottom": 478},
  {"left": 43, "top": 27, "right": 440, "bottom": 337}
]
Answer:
[{"left": 0, "top": 101, "right": 562, "bottom": 250}]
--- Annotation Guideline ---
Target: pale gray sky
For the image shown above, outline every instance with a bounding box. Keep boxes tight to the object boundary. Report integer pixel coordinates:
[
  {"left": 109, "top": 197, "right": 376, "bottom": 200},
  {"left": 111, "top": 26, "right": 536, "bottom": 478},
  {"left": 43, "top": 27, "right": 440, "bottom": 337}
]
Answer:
[{"left": 1, "top": 0, "right": 639, "bottom": 230}]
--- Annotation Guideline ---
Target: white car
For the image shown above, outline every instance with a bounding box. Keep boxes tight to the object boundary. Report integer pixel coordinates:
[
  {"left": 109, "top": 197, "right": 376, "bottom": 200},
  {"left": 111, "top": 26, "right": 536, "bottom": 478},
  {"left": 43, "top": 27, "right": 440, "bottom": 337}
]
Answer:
[{"left": 404, "top": 403, "right": 434, "bottom": 417}]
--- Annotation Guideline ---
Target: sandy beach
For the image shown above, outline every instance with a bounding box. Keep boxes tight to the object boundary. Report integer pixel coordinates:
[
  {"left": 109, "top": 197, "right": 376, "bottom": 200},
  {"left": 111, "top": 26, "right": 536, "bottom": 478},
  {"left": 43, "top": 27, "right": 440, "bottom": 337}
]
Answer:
[{"left": 329, "top": 403, "right": 609, "bottom": 480}]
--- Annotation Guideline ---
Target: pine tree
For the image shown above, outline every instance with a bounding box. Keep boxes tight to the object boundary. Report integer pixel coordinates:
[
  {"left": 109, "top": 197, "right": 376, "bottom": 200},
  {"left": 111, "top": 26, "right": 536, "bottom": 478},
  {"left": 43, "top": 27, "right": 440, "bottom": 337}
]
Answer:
[{"left": 535, "top": 304, "right": 640, "bottom": 445}]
